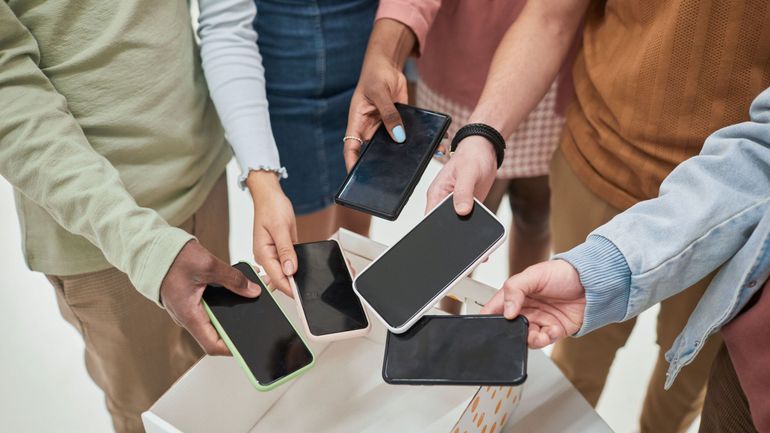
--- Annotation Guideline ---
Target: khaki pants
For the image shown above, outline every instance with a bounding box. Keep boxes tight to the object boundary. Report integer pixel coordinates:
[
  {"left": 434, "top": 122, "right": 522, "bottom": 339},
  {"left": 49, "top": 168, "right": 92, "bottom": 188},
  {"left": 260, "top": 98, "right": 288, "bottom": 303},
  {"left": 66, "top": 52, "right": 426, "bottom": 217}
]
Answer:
[
  {"left": 699, "top": 344, "right": 757, "bottom": 433},
  {"left": 46, "top": 173, "right": 229, "bottom": 433},
  {"left": 549, "top": 150, "right": 722, "bottom": 433}
]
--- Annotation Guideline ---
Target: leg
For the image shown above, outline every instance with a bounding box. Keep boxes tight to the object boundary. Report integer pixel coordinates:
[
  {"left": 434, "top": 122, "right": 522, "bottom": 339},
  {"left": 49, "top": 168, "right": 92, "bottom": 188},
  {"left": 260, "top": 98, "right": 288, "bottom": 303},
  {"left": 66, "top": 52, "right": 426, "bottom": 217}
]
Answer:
[
  {"left": 296, "top": 206, "right": 338, "bottom": 243},
  {"left": 507, "top": 176, "right": 551, "bottom": 275},
  {"left": 45, "top": 173, "right": 228, "bottom": 433},
  {"left": 335, "top": 205, "right": 372, "bottom": 237},
  {"left": 640, "top": 272, "right": 723, "bottom": 433},
  {"left": 548, "top": 148, "right": 633, "bottom": 406},
  {"left": 699, "top": 344, "right": 758, "bottom": 433},
  {"left": 482, "top": 178, "right": 511, "bottom": 214}
]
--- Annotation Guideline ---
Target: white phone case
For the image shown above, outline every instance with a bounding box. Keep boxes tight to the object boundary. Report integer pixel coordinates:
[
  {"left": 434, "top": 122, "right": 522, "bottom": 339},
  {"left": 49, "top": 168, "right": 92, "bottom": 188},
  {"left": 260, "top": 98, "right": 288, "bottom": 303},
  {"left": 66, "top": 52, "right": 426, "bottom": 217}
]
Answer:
[
  {"left": 352, "top": 194, "right": 507, "bottom": 334},
  {"left": 290, "top": 239, "right": 371, "bottom": 342}
]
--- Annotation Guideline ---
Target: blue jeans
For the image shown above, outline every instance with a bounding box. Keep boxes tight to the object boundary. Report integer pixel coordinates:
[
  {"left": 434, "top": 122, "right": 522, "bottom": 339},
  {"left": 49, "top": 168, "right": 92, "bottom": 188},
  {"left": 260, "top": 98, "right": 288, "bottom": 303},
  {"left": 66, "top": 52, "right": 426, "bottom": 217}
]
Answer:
[{"left": 254, "top": 0, "right": 377, "bottom": 215}]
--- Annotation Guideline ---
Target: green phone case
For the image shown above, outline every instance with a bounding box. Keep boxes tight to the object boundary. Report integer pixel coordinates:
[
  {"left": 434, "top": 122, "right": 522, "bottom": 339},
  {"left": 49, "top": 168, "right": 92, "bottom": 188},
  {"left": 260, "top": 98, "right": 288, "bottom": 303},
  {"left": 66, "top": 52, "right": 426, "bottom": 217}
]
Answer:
[{"left": 203, "top": 262, "right": 315, "bottom": 392}]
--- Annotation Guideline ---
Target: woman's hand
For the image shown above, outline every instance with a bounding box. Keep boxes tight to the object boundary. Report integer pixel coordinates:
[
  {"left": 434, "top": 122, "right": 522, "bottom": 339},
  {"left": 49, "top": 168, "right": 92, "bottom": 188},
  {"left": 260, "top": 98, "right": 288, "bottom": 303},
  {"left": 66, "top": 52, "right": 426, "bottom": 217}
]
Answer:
[
  {"left": 246, "top": 170, "right": 297, "bottom": 297},
  {"left": 343, "top": 19, "right": 415, "bottom": 171}
]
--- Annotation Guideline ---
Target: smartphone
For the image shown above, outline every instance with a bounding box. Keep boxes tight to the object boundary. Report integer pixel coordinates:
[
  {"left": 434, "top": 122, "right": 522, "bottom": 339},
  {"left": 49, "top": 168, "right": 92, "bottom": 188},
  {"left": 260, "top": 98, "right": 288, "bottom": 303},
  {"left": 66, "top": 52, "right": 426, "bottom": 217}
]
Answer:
[
  {"left": 382, "top": 315, "right": 528, "bottom": 386},
  {"left": 353, "top": 194, "right": 506, "bottom": 333},
  {"left": 335, "top": 103, "right": 451, "bottom": 221},
  {"left": 202, "top": 262, "right": 314, "bottom": 392},
  {"left": 290, "top": 240, "right": 370, "bottom": 342}
]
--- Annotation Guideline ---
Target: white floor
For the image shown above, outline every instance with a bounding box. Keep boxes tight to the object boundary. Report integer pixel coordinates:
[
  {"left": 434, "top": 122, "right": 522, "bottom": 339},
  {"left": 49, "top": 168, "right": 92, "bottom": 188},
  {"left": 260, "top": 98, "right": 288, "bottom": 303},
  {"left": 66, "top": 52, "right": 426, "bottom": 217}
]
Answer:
[{"left": 0, "top": 160, "right": 698, "bottom": 433}]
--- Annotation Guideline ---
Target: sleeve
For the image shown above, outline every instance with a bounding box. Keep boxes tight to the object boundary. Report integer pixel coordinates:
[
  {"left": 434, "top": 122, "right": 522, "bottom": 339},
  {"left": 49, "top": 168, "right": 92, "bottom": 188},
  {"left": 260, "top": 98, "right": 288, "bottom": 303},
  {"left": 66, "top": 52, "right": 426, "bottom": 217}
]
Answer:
[
  {"left": 375, "top": 0, "right": 442, "bottom": 57},
  {"left": 556, "top": 86, "right": 770, "bottom": 334},
  {"left": 0, "top": 4, "right": 194, "bottom": 304},
  {"left": 197, "top": 0, "right": 285, "bottom": 189}
]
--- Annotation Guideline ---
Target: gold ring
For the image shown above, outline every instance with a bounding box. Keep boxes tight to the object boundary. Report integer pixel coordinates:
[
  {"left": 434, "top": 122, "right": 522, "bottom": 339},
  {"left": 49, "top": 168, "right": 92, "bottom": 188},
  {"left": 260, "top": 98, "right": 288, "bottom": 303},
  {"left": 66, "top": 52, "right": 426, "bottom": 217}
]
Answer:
[{"left": 343, "top": 135, "right": 364, "bottom": 145}]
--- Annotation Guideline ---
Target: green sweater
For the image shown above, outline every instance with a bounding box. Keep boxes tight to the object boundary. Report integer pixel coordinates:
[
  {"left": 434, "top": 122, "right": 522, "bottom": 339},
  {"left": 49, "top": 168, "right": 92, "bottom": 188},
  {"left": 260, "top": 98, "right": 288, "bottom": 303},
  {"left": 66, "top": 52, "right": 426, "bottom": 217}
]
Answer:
[{"left": 0, "top": 1, "right": 231, "bottom": 303}]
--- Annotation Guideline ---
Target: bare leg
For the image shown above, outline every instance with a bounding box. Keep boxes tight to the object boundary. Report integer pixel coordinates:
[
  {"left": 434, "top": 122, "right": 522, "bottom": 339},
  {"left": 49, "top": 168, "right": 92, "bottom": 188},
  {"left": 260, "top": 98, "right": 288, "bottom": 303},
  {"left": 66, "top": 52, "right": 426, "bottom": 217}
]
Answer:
[
  {"left": 295, "top": 205, "right": 337, "bottom": 243},
  {"left": 482, "top": 178, "right": 511, "bottom": 214},
  {"left": 507, "top": 176, "right": 551, "bottom": 274},
  {"left": 335, "top": 205, "right": 372, "bottom": 237}
]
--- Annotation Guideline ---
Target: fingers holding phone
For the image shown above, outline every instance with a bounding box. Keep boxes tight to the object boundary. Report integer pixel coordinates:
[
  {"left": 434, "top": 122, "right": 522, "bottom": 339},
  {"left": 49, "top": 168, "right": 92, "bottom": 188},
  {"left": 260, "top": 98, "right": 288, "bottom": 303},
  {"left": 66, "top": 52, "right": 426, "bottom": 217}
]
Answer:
[
  {"left": 160, "top": 240, "right": 261, "bottom": 356},
  {"left": 246, "top": 170, "right": 298, "bottom": 298}
]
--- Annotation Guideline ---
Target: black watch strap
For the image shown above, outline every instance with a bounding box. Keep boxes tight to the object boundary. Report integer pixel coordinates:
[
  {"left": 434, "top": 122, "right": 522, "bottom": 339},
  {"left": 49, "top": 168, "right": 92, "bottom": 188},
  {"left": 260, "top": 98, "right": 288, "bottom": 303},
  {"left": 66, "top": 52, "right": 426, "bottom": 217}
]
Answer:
[{"left": 450, "top": 123, "right": 506, "bottom": 168}]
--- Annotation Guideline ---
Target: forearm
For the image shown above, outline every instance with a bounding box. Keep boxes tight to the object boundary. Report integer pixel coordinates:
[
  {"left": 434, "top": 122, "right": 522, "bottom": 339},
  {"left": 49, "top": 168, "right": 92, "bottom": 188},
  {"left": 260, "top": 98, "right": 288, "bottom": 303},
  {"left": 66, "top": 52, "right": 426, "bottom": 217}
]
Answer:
[
  {"left": 0, "top": 4, "right": 191, "bottom": 303},
  {"left": 364, "top": 18, "right": 417, "bottom": 71},
  {"left": 468, "top": 0, "right": 588, "bottom": 136},
  {"left": 198, "top": 0, "right": 284, "bottom": 188}
]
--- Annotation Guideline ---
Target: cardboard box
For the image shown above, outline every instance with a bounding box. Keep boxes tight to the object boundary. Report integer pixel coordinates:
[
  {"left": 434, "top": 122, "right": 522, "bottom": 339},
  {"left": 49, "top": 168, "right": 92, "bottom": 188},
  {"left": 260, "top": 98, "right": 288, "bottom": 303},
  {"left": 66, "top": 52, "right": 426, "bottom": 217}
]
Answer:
[{"left": 143, "top": 229, "right": 522, "bottom": 433}]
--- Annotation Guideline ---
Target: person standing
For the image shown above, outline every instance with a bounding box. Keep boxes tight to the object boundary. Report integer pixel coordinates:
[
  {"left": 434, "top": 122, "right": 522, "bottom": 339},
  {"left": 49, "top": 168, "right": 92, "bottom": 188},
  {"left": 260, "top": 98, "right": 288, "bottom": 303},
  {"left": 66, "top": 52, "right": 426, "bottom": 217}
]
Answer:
[{"left": 0, "top": 2, "right": 262, "bottom": 432}]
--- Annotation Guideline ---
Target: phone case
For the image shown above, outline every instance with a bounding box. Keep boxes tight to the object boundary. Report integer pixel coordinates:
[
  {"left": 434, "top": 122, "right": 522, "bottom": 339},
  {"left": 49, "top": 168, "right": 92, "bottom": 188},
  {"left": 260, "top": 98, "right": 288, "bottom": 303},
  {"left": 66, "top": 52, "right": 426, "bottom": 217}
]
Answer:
[
  {"left": 335, "top": 103, "right": 451, "bottom": 221},
  {"left": 203, "top": 262, "right": 315, "bottom": 392},
  {"left": 289, "top": 239, "right": 371, "bottom": 342},
  {"left": 352, "top": 194, "right": 507, "bottom": 334},
  {"left": 382, "top": 315, "right": 529, "bottom": 386}
]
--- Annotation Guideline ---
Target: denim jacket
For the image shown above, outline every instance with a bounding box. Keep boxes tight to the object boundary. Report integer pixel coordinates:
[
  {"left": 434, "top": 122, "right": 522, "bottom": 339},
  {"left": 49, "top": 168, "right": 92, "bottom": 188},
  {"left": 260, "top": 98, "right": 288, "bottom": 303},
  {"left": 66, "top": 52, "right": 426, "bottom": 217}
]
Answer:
[{"left": 558, "top": 87, "right": 770, "bottom": 389}]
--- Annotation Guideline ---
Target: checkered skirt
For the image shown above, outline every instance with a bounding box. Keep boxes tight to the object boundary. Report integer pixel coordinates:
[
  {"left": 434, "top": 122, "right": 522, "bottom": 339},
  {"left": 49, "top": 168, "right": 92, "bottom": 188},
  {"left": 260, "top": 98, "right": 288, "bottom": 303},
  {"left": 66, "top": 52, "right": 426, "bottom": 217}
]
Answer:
[{"left": 416, "top": 79, "right": 565, "bottom": 179}]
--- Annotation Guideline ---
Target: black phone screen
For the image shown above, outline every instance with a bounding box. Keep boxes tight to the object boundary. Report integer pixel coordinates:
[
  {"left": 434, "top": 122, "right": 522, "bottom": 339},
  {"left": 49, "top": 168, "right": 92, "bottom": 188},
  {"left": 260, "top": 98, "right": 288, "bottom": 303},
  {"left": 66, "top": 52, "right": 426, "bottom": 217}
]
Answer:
[
  {"left": 293, "top": 240, "right": 368, "bottom": 336},
  {"left": 335, "top": 104, "right": 451, "bottom": 220},
  {"left": 203, "top": 263, "right": 313, "bottom": 387},
  {"left": 383, "top": 315, "right": 528, "bottom": 385},
  {"left": 354, "top": 197, "right": 505, "bottom": 329}
]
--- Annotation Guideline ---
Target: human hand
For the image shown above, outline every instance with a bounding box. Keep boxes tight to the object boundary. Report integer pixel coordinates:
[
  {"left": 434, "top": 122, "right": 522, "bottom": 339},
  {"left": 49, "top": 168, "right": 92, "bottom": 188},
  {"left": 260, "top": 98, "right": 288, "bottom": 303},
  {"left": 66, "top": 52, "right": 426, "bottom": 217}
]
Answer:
[
  {"left": 246, "top": 170, "right": 298, "bottom": 297},
  {"left": 160, "top": 240, "right": 262, "bottom": 355},
  {"left": 481, "top": 260, "right": 586, "bottom": 348},
  {"left": 425, "top": 135, "right": 498, "bottom": 215},
  {"left": 343, "top": 19, "right": 415, "bottom": 171}
]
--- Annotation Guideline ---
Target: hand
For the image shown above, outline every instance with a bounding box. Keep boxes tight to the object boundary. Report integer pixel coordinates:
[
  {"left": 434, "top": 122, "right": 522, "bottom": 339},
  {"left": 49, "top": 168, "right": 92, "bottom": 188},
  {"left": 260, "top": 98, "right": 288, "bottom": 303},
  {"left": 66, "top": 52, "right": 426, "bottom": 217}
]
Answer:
[
  {"left": 343, "top": 19, "right": 415, "bottom": 171},
  {"left": 425, "top": 135, "right": 498, "bottom": 215},
  {"left": 247, "top": 170, "right": 298, "bottom": 297},
  {"left": 481, "top": 260, "right": 586, "bottom": 348},
  {"left": 160, "top": 240, "right": 262, "bottom": 355}
]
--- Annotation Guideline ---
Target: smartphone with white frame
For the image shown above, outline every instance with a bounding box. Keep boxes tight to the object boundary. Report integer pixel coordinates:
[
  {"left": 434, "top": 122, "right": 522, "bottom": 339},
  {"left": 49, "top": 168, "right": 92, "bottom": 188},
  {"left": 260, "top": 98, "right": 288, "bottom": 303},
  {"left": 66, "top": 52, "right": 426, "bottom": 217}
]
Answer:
[
  {"left": 290, "top": 240, "right": 370, "bottom": 342},
  {"left": 353, "top": 194, "right": 507, "bottom": 333}
]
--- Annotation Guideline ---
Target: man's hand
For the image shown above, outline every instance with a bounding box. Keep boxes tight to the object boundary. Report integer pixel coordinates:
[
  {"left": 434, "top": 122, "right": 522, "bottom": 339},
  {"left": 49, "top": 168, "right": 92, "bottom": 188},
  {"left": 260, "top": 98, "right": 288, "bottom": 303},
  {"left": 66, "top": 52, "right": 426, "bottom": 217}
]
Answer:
[
  {"left": 247, "top": 170, "right": 298, "bottom": 297},
  {"left": 160, "top": 240, "right": 262, "bottom": 356},
  {"left": 343, "top": 19, "right": 415, "bottom": 171},
  {"left": 481, "top": 260, "right": 586, "bottom": 348},
  {"left": 425, "top": 135, "right": 498, "bottom": 215}
]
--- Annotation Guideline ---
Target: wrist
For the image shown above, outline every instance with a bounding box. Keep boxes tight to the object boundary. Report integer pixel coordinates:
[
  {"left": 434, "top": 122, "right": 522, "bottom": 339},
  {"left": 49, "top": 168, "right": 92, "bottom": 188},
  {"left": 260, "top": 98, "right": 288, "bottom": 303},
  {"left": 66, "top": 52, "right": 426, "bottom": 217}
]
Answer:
[
  {"left": 246, "top": 170, "right": 282, "bottom": 200},
  {"left": 368, "top": 18, "right": 416, "bottom": 70}
]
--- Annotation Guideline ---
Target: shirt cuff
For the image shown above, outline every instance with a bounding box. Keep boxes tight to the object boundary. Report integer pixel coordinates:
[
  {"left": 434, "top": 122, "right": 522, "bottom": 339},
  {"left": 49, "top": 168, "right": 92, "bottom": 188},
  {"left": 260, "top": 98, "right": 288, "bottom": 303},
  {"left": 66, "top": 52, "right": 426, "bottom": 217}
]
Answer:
[
  {"left": 555, "top": 235, "right": 631, "bottom": 336},
  {"left": 133, "top": 227, "right": 196, "bottom": 306}
]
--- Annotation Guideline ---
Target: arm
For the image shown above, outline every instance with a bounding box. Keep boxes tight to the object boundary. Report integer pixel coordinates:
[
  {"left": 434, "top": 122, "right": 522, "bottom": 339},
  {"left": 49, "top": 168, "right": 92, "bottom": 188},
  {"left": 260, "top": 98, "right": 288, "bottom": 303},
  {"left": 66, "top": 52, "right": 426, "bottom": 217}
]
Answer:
[
  {"left": 197, "top": 0, "right": 298, "bottom": 296},
  {"left": 342, "top": 0, "right": 441, "bottom": 169},
  {"left": 483, "top": 87, "right": 770, "bottom": 347},
  {"left": 0, "top": 4, "right": 258, "bottom": 355},
  {"left": 426, "top": 0, "right": 589, "bottom": 214}
]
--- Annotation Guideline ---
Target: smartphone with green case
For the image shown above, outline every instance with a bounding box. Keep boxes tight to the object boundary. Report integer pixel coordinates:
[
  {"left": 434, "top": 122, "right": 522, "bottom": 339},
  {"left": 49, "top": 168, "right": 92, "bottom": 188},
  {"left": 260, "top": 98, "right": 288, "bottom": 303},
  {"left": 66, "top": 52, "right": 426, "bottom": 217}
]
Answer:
[{"left": 202, "top": 262, "right": 315, "bottom": 391}]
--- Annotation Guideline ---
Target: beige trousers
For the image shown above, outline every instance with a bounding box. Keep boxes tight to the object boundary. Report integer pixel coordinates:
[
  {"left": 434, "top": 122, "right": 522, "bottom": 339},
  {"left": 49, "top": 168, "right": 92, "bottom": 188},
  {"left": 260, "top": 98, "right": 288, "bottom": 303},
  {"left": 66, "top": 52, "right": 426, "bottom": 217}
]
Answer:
[
  {"left": 549, "top": 150, "right": 722, "bottom": 433},
  {"left": 46, "top": 173, "right": 229, "bottom": 433}
]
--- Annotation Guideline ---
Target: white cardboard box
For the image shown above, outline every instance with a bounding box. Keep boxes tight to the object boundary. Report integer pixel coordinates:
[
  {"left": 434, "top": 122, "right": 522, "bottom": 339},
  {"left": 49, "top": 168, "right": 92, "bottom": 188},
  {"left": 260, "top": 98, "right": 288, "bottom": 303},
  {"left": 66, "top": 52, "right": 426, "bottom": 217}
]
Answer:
[
  {"left": 143, "top": 229, "right": 613, "bottom": 433},
  {"left": 143, "top": 229, "right": 522, "bottom": 433}
]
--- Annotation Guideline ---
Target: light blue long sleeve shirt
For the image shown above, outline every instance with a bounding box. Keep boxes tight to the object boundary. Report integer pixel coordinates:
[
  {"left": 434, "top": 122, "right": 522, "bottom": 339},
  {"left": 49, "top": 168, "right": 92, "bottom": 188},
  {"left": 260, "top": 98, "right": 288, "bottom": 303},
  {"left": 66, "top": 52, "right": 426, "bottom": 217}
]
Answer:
[{"left": 558, "top": 86, "right": 770, "bottom": 388}]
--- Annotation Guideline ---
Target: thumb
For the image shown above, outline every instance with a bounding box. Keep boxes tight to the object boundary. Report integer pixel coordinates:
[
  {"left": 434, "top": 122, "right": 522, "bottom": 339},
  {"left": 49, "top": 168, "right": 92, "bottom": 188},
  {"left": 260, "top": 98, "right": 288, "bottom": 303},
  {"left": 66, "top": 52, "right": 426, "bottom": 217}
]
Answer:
[
  {"left": 205, "top": 258, "right": 261, "bottom": 298},
  {"left": 452, "top": 174, "right": 476, "bottom": 216},
  {"left": 500, "top": 269, "right": 541, "bottom": 320},
  {"left": 370, "top": 88, "right": 406, "bottom": 143}
]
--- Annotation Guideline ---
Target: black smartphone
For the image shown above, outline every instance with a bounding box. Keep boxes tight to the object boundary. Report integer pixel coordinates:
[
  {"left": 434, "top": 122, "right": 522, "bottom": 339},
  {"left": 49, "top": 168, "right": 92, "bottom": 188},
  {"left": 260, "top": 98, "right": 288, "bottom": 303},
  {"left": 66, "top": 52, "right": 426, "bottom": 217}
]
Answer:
[
  {"left": 335, "top": 103, "right": 451, "bottom": 221},
  {"left": 291, "top": 240, "right": 370, "bottom": 340},
  {"left": 202, "top": 262, "right": 314, "bottom": 391},
  {"left": 353, "top": 195, "right": 506, "bottom": 333},
  {"left": 383, "top": 315, "right": 528, "bottom": 386}
]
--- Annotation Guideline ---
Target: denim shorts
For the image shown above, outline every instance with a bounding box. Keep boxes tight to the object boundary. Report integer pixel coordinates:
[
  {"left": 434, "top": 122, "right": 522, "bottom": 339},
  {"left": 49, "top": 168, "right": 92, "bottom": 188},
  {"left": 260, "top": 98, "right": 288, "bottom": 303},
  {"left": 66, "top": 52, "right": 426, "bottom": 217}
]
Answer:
[{"left": 254, "top": 0, "right": 377, "bottom": 215}]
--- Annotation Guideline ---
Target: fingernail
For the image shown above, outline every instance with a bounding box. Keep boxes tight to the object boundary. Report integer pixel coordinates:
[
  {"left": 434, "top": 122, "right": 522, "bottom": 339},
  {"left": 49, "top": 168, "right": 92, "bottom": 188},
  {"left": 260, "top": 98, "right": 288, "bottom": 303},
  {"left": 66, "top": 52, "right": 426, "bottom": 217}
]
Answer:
[
  {"left": 434, "top": 150, "right": 444, "bottom": 158},
  {"left": 283, "top": 260, "right": 295, "bottom": 275},
  {"left": 457, "top": 202, "right": 472, "bottom": 214},
  {"left": 392, "top": 125, "right": 406, "bottom": 143},
  {"left": 504, "top": 301, "right": 514, "bottom": 318},
  {"left": 248, "top": 282, "right": 261, "bottom": 296}
]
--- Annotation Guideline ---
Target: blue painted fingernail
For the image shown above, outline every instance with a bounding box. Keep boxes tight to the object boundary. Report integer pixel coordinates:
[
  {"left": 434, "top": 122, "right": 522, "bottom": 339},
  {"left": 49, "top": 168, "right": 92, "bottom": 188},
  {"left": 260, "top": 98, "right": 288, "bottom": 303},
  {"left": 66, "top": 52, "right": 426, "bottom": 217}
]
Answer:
[
  {"left": 392, "top": 125, "right": 406, "bottom": 143},
  {"left": 434, "top": 151, "right": 444, "bottom": 158}
]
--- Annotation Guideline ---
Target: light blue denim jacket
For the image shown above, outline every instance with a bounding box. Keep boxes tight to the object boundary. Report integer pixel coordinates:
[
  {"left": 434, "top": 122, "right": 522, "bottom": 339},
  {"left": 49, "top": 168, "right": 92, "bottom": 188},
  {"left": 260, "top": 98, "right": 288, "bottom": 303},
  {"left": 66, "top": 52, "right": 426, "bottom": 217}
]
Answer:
[{"left": 558, "top": 87, "right": 770, "bottom": 389}]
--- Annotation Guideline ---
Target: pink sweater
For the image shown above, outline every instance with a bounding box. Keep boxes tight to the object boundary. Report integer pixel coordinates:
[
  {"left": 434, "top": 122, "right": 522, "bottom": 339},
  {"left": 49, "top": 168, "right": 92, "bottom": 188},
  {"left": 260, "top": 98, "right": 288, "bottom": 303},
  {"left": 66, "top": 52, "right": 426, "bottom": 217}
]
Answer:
[{"left": 377, "top": 0, "right": 574, "bottom": 113}]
